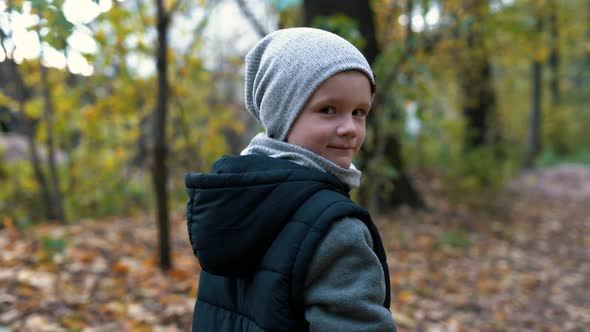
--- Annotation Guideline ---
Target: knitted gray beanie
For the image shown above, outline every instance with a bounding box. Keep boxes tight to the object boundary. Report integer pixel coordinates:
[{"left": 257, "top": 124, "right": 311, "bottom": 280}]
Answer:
[{"left": 244, "top": 27, "right": 375, "bottom": 141}]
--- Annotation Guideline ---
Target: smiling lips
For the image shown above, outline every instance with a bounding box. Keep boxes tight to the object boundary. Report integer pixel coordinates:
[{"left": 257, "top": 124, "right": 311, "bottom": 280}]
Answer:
[{"left": 328, "top": 145, "right": 355, "bottom": 150}]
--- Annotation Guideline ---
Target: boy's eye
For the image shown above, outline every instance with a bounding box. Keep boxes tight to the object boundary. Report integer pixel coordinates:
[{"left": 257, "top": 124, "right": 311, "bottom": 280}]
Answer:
[
  {"left": 352, "top": 109, "right": 367, "bottom": 117},
  {"left": 319, "top": 106, "right": 336, "bottom": 114}
]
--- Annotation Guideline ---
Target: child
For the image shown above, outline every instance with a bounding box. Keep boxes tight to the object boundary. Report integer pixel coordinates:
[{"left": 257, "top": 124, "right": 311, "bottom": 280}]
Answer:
[{"left": 185, "top": 27, "right": 397, "bottom": 332}]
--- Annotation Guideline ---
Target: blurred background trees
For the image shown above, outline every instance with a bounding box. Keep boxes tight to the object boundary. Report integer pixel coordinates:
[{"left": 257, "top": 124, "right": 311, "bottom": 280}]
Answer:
[{"left": 1, "top": 0, "right": 589, "bottom": 269}]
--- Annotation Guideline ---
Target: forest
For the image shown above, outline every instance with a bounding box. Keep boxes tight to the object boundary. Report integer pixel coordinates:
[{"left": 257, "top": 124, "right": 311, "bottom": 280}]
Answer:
[{"left": 0, "top": 0, "right": 588, "bottom": 331}]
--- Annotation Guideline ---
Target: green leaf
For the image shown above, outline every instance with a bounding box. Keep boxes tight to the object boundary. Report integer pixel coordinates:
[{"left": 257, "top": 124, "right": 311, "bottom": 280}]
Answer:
[
  {"left": 30, "top": 0, "right": 48, "bottom": 12},
  {"left": 54, "top": 10, "right": 74, "bottom": 34}
]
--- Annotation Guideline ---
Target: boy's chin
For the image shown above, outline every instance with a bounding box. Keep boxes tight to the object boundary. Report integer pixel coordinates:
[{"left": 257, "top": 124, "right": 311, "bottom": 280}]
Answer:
[
  {"left": 323, "top": 149, "right": 356, "bottom": 169},
  {"left": 330, "top": 158, "right": 352, "bottom": 169}
]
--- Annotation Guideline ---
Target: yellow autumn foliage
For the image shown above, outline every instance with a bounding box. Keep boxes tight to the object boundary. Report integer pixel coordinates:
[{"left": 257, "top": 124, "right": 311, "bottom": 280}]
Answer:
[
  {"left": 24, "top": 98, "right": 43, "bottom": 119},
  {"left": 0, "top": 93, "right": 16, "bottom": 109}
]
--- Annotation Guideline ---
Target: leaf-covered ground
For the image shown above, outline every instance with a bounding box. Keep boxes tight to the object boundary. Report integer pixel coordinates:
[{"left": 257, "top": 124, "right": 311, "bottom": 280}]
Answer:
[
  {"left": 1, "top": 165, "right": 588, "bottom": 332},
  {"left": 380, "top": 165, "right": 589, "bottom": 332}
]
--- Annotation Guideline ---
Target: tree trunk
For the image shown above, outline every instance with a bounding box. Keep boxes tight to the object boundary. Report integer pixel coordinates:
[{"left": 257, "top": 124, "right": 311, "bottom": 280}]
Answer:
[
  {"left": 235, "top": 0, "right": 268, "bottom": 38},
  {"left": 549, "top": 0, "right": 561, "bottom": 106},
  {"left": 303, "top": 0, "right": 425, "bottom": 211},
  {"left": 22, "top": 111, "right": 56, "bottom": 220},
  {"left": 372, "top": 0, "right": 424, "bottom": 210},
  {"left": 405, "top": 0, "right": 415, "bottom": 54},
  {"left": 524, "top": 10, "right": 546, "bottom": 170},
  {"left": 459, "top": 0, "right": 497, "bottom": 151},
  {"left": 38, "top": 44, "right": 66, "bottom": 223},
  {"left": 370, "top": 0, "right": 424, "bottom": 211},
  {"left": 525, "top": 59, "right": 543, "bottom": 169},
  {"left": 0, "top": 28, "right": 56, "bottom": 220},
  {"left": 460, "top": 60, "right": 495, "bottom": 149},
  {"left": 154, "top": 0, "right": 172, "bottom": 270},
  {"left": 548, "top": 0, "right": 560, "bottom": 106}
]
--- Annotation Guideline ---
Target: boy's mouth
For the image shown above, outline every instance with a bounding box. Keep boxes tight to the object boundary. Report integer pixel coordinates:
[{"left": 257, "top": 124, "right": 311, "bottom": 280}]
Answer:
[{"left": 328, "top": 145, "right": 355, "bottom": 150}]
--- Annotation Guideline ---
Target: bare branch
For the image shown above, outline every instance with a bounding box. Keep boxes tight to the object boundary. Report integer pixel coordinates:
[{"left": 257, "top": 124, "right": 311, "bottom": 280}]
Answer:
[
  {"left": 0, "top": 27, "right": 9, "bottom": 58},
  {"left": 235, "top": 0, "right": 268, "bottom": 38},
  {"left": 156, "top": 0, "right": 165, "bottom": 19},
  {"left": 184, "top": 1, "right": 218, "bottom": 54}
]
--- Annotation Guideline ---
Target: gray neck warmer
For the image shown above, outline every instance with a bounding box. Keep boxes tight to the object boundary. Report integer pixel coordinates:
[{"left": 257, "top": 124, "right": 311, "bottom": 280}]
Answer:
[{"left": 241, "top": 133, "right": 362, "bottom": 189}]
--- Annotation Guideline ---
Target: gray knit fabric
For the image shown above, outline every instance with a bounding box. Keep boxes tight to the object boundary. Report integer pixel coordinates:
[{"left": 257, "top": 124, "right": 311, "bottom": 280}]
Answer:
[
  {"left": 244, "top": 27, "right": 375, "bottom": 141},
  {"left": 305, "top": 217, "right": 396, "bottom": 332},
  {"left": 241, "top": 133, "right": 362, "bottom": 188}
]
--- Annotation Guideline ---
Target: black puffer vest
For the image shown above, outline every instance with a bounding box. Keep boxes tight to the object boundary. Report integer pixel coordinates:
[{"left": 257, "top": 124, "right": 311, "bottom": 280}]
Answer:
[{"left": 185, "top": 155, "right": 389, "bottom": 332}]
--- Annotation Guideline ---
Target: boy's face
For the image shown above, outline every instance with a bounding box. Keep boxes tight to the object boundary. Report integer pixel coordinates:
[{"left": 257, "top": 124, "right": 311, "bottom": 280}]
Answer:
[{"left": 287, "top": 70, "right": 372, "bottom": 169}]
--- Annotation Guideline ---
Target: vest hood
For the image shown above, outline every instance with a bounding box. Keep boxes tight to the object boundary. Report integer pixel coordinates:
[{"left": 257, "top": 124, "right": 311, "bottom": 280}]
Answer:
[{"left": 185, "top": 154, "right": 348, "bottom": 277}]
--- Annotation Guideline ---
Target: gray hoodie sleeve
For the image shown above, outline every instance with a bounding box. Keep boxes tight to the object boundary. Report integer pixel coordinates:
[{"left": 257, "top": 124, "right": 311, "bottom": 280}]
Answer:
[{"left": 304, "top": 217, "right": 396, "bottom": 332}]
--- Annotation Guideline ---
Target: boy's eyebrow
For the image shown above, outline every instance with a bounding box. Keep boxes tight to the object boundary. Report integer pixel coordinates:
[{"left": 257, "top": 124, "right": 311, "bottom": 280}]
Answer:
[
  {"left": 309, "top": 96, "right": 371, "bottom": 109},
  {"left": 308, "top": 96, "right": 337, "bottom": 106}
]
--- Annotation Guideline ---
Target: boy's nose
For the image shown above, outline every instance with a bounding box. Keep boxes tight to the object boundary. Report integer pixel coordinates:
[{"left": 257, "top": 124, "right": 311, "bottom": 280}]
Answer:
[{"left": 337, "top": 115, "right": 357, "bottom": 137}]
